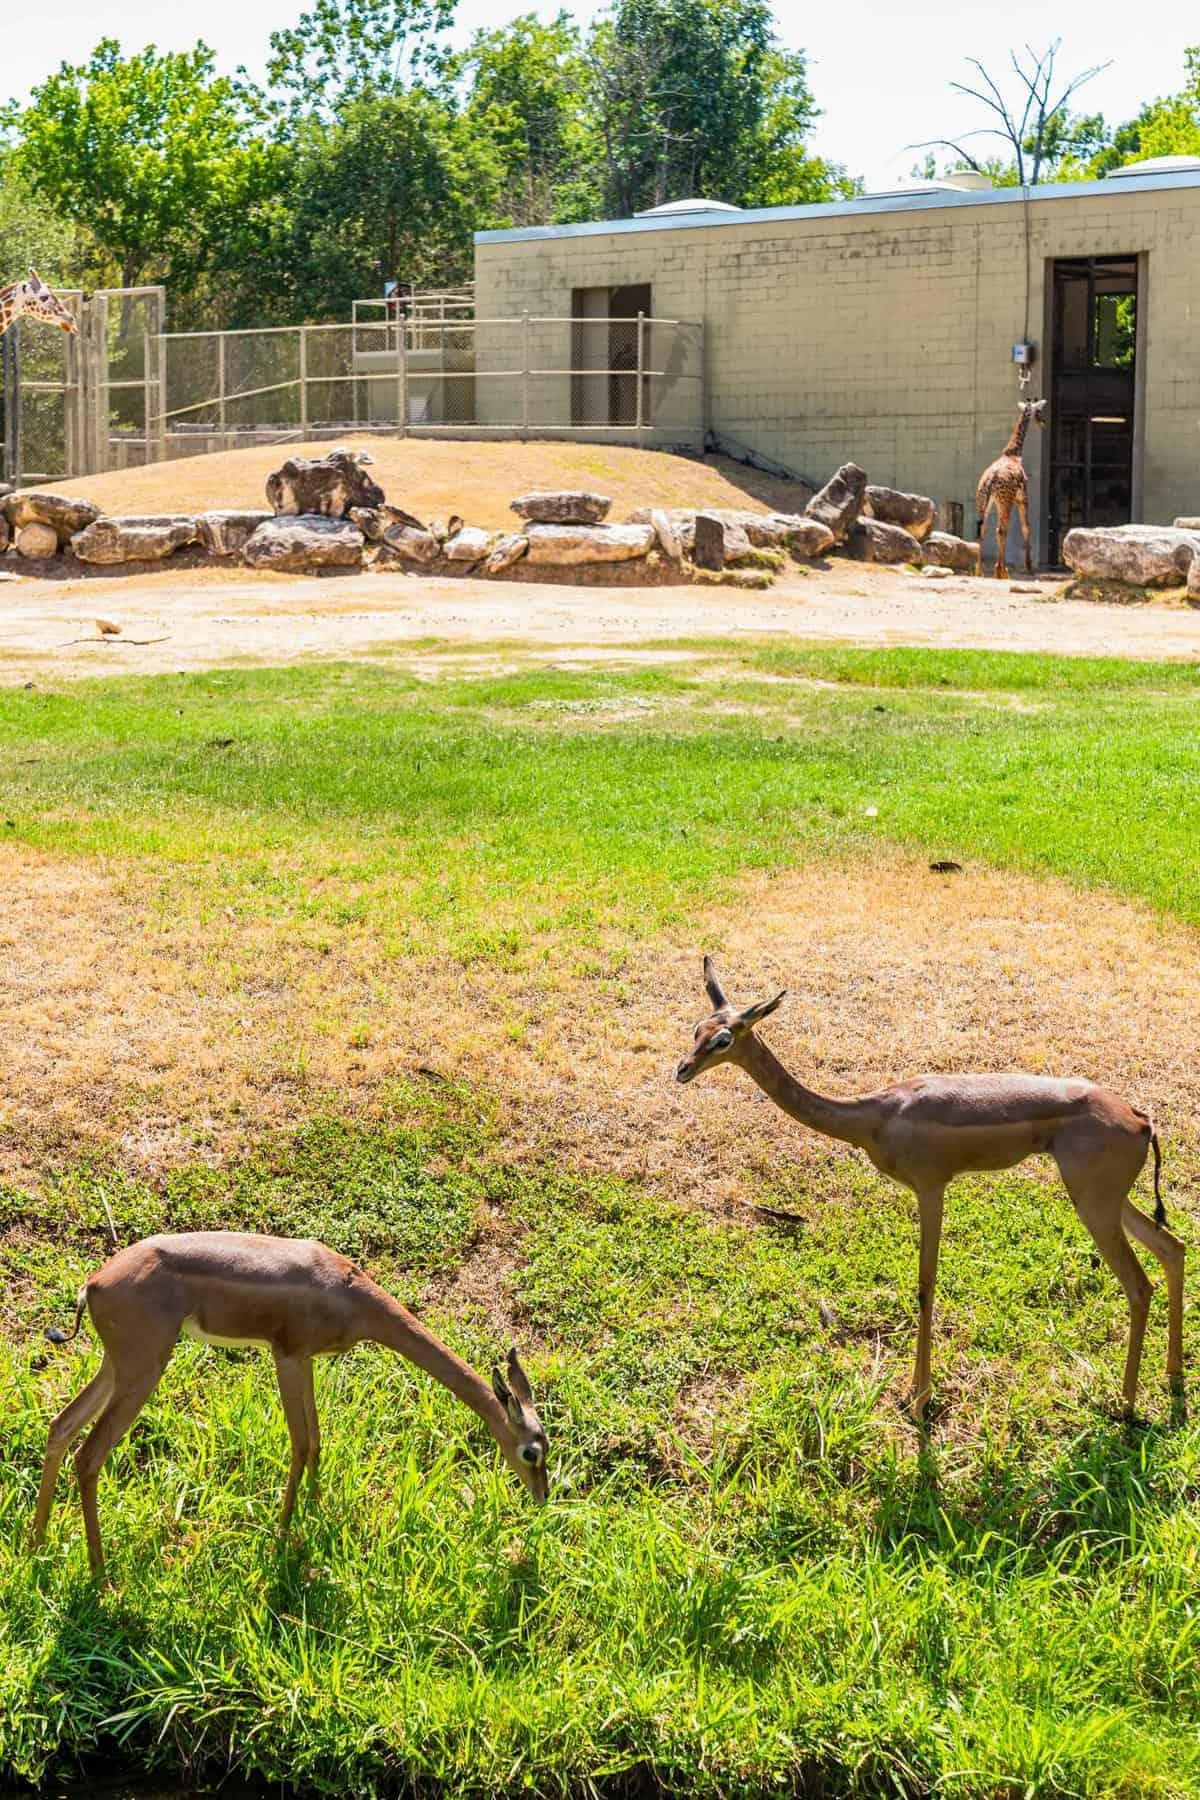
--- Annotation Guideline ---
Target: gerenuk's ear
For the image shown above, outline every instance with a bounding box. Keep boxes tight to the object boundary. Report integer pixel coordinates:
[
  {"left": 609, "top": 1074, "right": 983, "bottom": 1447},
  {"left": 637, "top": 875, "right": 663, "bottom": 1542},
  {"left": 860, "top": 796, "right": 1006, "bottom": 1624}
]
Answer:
[
  {"left": 506, "top": 1345, "right": 534, "bottom": 1406},
  {"left": 491, "top": 1366, "right": 512, "bottom": 1409},
  {"left": 740, "top": 990, "right": 786, "bottom": 1027},
  {"left": 702, "top": 954, "right": 728, "bottom": 1010}
]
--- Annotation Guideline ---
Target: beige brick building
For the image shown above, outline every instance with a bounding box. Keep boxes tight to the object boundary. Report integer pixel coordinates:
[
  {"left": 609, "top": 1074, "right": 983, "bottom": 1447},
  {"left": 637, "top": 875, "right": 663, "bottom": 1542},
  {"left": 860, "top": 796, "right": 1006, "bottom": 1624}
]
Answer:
[{"left": 474, "top": 164, "right": 1200, "bottom": 562}]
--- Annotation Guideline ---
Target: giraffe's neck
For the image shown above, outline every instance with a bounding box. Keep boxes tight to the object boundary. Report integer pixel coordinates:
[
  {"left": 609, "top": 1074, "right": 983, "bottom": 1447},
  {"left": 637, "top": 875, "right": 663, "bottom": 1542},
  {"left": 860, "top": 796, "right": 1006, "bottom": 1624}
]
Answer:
[
  {"left": 0, "top": 283, "right": 23, "bottom": 335},
  {"left": 1002, "top": 411, "right": 1029, "bottom": 459}
]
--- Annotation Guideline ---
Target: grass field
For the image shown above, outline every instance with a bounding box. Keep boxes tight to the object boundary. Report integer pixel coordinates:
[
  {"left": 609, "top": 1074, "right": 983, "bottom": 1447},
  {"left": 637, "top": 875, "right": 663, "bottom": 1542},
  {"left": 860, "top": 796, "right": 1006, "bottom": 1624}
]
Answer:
[{"left": 3, "top": 641, "right": 1200, "bottom": 1797}]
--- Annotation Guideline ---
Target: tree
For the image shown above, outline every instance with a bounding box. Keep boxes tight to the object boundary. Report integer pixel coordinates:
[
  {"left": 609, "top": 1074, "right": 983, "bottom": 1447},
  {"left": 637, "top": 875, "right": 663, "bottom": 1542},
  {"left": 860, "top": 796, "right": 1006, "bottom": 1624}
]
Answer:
[
  {"left": 1087, "top": 48, "right": 1200, "bottom": 175},
  {"left": 586, "top": 0, "right": 848, "bottom": 217},
  {"left": 0, "top": 155, "right": 84, "bottom": 286},
  {"left": 462, "top": 13, "right": 602, "bottom": 226},
  {"left": 280, "top": 90, "right": 502, "bottom": 318},
  {"left": 266, "top": 0, "right": 456, "bottom": 118},
  {"left": 916, "top": 41, "right": 1109, "bottom": 186},
  {"left": 5, "top": 42, "right": 271, "bottom": 297}
]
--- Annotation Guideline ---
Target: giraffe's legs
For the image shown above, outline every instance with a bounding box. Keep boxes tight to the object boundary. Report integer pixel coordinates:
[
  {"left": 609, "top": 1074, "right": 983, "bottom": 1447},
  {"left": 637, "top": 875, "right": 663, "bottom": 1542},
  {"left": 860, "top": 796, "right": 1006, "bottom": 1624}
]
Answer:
[
  {"left": 1015, "top": 489, "right": 1034, "bottom": 575},
  {"left": 993, "top": 499, "right": 1013, "bottom": 580}
]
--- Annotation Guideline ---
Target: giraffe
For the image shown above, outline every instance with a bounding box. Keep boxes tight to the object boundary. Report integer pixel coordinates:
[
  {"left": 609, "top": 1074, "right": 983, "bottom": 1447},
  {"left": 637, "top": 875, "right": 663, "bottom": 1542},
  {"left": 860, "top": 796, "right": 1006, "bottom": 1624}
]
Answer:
[
  {"left": 975, "top": 398, "right": 1046, "bottom": 579},
  {"left": 0, "top": 268, "right": 78, "bottom": 337}
]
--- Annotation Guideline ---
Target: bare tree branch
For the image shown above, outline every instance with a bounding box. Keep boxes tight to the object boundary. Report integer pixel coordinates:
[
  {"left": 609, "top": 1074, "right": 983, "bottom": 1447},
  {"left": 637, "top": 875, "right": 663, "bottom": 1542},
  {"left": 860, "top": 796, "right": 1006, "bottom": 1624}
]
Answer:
[{"left": 940, "top": 42, "right": 1110, "bottom": 186}]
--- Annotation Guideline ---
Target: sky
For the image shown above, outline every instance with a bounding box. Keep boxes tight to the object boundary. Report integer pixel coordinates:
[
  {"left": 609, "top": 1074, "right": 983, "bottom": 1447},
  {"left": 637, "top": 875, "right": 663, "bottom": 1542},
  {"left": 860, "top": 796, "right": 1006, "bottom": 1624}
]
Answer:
[{"left": 2, "top": 0, "right": 1196, "bottom": 191}]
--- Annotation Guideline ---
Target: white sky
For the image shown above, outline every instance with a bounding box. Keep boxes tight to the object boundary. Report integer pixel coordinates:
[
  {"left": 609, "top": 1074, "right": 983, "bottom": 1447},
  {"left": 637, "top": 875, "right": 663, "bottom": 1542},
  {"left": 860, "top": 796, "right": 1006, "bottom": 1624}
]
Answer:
[{"left": 2, "top": 0, "right": 1195, "bottom": 191}]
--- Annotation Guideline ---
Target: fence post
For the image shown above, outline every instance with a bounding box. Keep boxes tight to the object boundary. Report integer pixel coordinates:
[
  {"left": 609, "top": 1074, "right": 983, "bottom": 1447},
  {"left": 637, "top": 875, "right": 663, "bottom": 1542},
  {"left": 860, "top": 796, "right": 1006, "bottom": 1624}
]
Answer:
[
  {"left": 299, "top": 327, "right": 309, "bottom": 437},
  {"left": 143, "top": 332, "right": 154, "bottom": 468},
  {"left": 635, "top": 311, "right": 645, "bottom": 432},
  {"left": 522, "top": 311, "right": 530, "bottom": 439},
  {"left": 398, "top": 310, "right": 408, "bottom": 437},
  {"left": 156, "top": 333, "right": 168, "bottom": 462},
  {"left": 217, "top": 331, "right": 227, "bottom": 445},
  {"left": 1, "top": 329, "right": 20, "bottom": 488}
]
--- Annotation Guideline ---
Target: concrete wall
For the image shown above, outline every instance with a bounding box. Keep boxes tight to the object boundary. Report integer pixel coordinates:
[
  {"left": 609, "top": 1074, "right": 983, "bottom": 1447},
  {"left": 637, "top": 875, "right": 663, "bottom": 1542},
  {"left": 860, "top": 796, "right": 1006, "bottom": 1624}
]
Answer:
[{"left": 475, "top": 181, "right": 1200, "bottom": 556}]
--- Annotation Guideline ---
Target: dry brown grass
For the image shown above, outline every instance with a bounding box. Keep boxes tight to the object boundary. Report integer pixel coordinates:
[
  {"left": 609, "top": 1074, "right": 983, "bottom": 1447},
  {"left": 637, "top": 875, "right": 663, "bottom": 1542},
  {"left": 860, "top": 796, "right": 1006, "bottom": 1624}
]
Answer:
[
  {"left": 3, "top": 841, "right": 1199, "bottom": 1220},
  {"left": 50, "top": 440, "right": 805, "bottom": 530}
]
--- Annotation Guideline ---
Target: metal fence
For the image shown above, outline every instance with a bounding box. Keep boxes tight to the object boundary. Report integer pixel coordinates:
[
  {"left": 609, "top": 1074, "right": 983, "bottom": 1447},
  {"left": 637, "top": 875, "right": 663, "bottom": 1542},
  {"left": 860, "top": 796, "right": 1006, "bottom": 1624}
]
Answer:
[
  {"left": 1, "top": 286, "right": 165, "bottom": 487},
  {"left": 2, "top": 295, "right": 704, "bottom": 484}
]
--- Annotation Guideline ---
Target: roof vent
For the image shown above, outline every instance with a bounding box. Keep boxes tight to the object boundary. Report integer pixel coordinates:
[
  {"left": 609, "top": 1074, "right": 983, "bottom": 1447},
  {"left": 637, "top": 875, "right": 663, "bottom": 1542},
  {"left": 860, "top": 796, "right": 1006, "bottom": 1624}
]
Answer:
[
  {"left": 633, "top": 197, "right": 743, "bottom": 217},
  {"left": 1107, "top": 153, "right": 1200, "bottom": 179},
  {"left": 858, "top": 179, "right": 983, "bottom": 201}
]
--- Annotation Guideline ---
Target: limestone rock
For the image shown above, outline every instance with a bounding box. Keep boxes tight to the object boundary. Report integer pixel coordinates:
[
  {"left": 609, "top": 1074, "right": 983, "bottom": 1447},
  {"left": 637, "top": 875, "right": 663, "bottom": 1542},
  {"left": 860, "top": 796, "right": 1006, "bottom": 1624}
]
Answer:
[
  {"left": 921, "top": 530, "right": 979, "bottom": 573},
  {"left": 864, "top": 485, "right": 936, "bottom": 541},
  {"left": 692, "top": 513, "right": 726, "bottom": 570},
  {"left": 483, "top": 533, "right": 529, "bottom": 575},
  {"left": 0, "top": 514, "right": 9, "bottom": 554},
  {"left": 783, "top": 519, "right": 836, "bottom": 560},
  {"left": 196, "top": 510, "right": 272, "bottom": 557},
  {"left": 1062, "top": 525, "right": 1200, "bottom": 587},
  {"left": 844, "top": 518, "right": 923, "bottom": 564},
  {"left": 720, "top": 524, "right": 755, "bottom": 564},
  {"left": 444, "top": 526, "right": 491, "bottom": 564},
  {"left": 266, "top": 448, "right": 384, "bottom": 519},
  {"left": 1189, "top": 557, "right": 1200, "bottom": 606},
  {"left": 5, "top": 489, "right": 101, "bottom": 544},
  {"left": 242, "top": 515, "right": 364, "bottom": 571},
  {"left": 382, "top": 523, "right": 440, "bottom": 563},
  {"left": 71, "top": 516, "right": 197, "bottom": 564},
  {"left": 15, "top": 521, "right": 59, "bottom": 559},
  {"left": 525, "top": 522, "right": 654, "bottom": 565},
  {"left": 511, "top": 490, "right": 612, "bottom": 525},
  {"left": 629, "top": 505, "right": 798, "bottom": 549},
  {"left": 805, "top": 463, "right": 867, "bottom": 543},
  {"left": 350, "top": 503, "right": 427, "bottom": 542},
  {"left": 649, "top": 508, "right": 683, "bottom": 562},
  {"left": 1174, "top": 517, "right": 1200, "bottom": 531}
]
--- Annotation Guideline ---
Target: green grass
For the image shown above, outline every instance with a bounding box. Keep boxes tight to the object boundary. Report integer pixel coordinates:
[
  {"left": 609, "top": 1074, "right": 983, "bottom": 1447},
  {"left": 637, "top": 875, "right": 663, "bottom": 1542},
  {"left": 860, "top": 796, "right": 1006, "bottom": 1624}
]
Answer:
[{"left": 3, "top": 641, "right": 1200, "bottom": 1796}]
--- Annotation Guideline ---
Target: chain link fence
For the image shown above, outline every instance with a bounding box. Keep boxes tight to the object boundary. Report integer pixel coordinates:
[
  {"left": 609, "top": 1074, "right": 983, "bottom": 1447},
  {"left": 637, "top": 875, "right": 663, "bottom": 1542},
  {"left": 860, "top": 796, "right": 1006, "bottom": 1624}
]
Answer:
[{"left": 3, "top": 295, "right": 704, "bottom": 482}]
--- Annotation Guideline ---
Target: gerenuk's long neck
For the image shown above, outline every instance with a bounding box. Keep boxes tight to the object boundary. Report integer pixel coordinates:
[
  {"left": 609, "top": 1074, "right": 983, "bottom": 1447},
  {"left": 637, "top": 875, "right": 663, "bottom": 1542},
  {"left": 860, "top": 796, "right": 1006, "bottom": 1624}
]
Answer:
[
  {"left": 738, "top": 1033, "right": 876, "bottom": 1151},
  {"left": 1002, "top": 409, "right": 1029, "bottom": 458},
  {"left": 366, "top": 1290, "right": 509, "bottom": 1439}
]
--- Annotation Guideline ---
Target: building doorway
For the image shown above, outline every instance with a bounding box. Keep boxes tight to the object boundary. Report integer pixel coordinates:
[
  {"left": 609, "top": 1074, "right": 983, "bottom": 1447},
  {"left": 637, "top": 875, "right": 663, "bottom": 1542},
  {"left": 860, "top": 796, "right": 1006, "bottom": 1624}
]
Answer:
[
  {"left": 1047, "top": 255, "right": 1139, "bottom": 564},
  {"left": 571, "top": 283, "right": 651, "bottom": 426}
]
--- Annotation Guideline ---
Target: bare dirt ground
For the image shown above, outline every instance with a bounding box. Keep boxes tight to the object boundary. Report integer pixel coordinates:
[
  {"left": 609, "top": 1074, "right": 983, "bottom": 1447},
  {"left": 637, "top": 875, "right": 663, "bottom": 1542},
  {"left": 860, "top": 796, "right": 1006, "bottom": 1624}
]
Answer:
[{"left": 3, "top": 561, "right": 1199, "bottom": 682}]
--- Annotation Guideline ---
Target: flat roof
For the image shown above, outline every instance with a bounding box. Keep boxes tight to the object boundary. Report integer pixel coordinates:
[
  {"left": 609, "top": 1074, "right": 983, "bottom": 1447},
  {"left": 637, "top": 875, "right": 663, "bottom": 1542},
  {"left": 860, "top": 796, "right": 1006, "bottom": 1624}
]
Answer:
[{"left": 476, "top": 167, "right": 1200, "bottom": 246}]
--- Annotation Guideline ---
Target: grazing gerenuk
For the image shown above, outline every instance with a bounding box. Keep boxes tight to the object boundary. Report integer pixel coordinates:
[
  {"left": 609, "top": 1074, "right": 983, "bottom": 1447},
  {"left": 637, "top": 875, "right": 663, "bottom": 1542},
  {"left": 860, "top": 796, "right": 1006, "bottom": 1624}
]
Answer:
[
  {"left": 677, "top": 957, "right": 1184, "bottom": 1417},
  {"left": 33, "top": 1232, "right": 548, "bottom": 1578}
]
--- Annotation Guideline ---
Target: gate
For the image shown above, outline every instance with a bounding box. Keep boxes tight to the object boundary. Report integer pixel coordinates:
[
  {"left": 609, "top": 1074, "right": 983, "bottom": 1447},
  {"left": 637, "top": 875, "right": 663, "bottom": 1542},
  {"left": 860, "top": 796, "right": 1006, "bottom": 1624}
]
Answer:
[{"left": 1, "top": 285, "right": 165, "bottom": 488}]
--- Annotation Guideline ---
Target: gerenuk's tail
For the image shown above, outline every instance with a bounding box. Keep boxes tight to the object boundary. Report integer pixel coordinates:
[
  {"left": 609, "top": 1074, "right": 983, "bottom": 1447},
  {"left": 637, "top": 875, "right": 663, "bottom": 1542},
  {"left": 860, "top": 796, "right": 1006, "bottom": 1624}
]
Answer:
[
  {"left": 1151, "top": 1130, "right": 1166, "bottom": 1227},
  {"left": 45, "top": 1286, "right": 88, "bottom": 1345}
]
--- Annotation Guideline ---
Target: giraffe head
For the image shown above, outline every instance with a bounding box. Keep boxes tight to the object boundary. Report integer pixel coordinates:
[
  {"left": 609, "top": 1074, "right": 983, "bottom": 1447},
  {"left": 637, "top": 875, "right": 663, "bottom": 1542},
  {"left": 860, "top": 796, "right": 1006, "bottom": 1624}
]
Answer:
[
  {"left": 1022, "top": 398, "right": 1047, "bottom": 429},
  {"left": 22, "top": 269, "right": 78, "bottom": 334},
  {"left": 675, "top": 956, "right": 787, "bottom": 1084}
]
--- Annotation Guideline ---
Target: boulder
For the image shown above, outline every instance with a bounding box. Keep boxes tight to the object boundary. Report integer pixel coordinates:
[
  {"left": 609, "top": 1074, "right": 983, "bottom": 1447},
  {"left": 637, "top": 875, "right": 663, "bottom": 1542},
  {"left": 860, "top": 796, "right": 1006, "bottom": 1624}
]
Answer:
[
  {"left": 864, "top": 485, "right": 936, "bottom": 541},
  {"left": 242, "top": 515, "right": 364, "bottom": 571},
  {"left": 195, "top": 510, "right": 272, "bottom": 557},
  {"left": 511, "top": 490, "right": 612, "bottom": 525},
  {"left": 0, "top": 514, "right": 9, "bottom": 554},
  {"left": 381, "top": 523, "right": 440, "bottom": 563},
  {"left": 629, "top": 505, "right": 797, "bottom": 548},
  {"left": 5, "top": 489, "right": 101, "bottom": 544},
  {"left": 692, "top": 513, "right": 726, "bottom": 570},
  {"left": 844, "top": 519, "right": 923, "bottom": 565},
  {"left": 266, "top": 448, "right": 384, "bottom": 518},
  {"left": 525, "top": 522, "right": 655, "bottom": 565},
  {"left": 71, "top": 516, "right": 197, "bottom": 565},
  {"left": 649, "top": 508, "right": 683, "bottom": 562},
  {"left": 1062, "top": 525, "right": 1200, "bottom": 587},
  {"left": 721, "top": 524, "right": 755, "bottom": 564},
  {"left": 482, "top": 533, "right": 529, "bottom": 575},
  {"left": 15, "top": 521, "right": 59, "bottom": 559},
  {"left": 1174, "top": 517, "right": 1200, "bottom": 531},
  {"left": 350, "top": 503, "right": 427, "bottom": 541},
  {"left": 921, "top": 530, "right": 979, "bottom": 573},
  {"left": 0, "top": 481, "right": 12, "bottom": 501},
  {"left": 805, "top": 463, "right": 867, "bottom": 543},
  {"left": 783, "top": 519, "right": 836, "bottom": 560},
  {"left": 444, "top": 526, "right": 491, "bottom": 564},
  {"left": 1189, "top": 558, "right": 1200, "bottom": 606}
]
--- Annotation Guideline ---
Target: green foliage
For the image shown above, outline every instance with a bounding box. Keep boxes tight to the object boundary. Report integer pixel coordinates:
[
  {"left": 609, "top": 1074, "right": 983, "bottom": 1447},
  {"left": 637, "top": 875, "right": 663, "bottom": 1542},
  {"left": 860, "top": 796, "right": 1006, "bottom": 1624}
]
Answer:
[
  {"left": 265, "top": 0, "right": 457, "bottom": 118},
  {"left": 463, "top": 13, "right": 602, "bottom": 226},
  {"left": 0, "top": 156, "right": 83, "bottom": 286},
  {"left": 6, "top": 40, "right": 275, "bottom": 299},
  {"left": 1086, "top": 47, "right": 1200, "bottom": 176}
]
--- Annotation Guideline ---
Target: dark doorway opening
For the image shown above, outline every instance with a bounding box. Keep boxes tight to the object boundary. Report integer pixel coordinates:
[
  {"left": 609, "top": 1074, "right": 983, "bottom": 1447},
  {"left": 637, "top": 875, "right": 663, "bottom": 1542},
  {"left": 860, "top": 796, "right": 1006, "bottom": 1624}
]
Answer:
[
  {"left": 1047, "top": 255, "right": 1139, "bottom": 564},
  {"left": 571, "top": 283, "right": 651, "bottom": 425}
]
